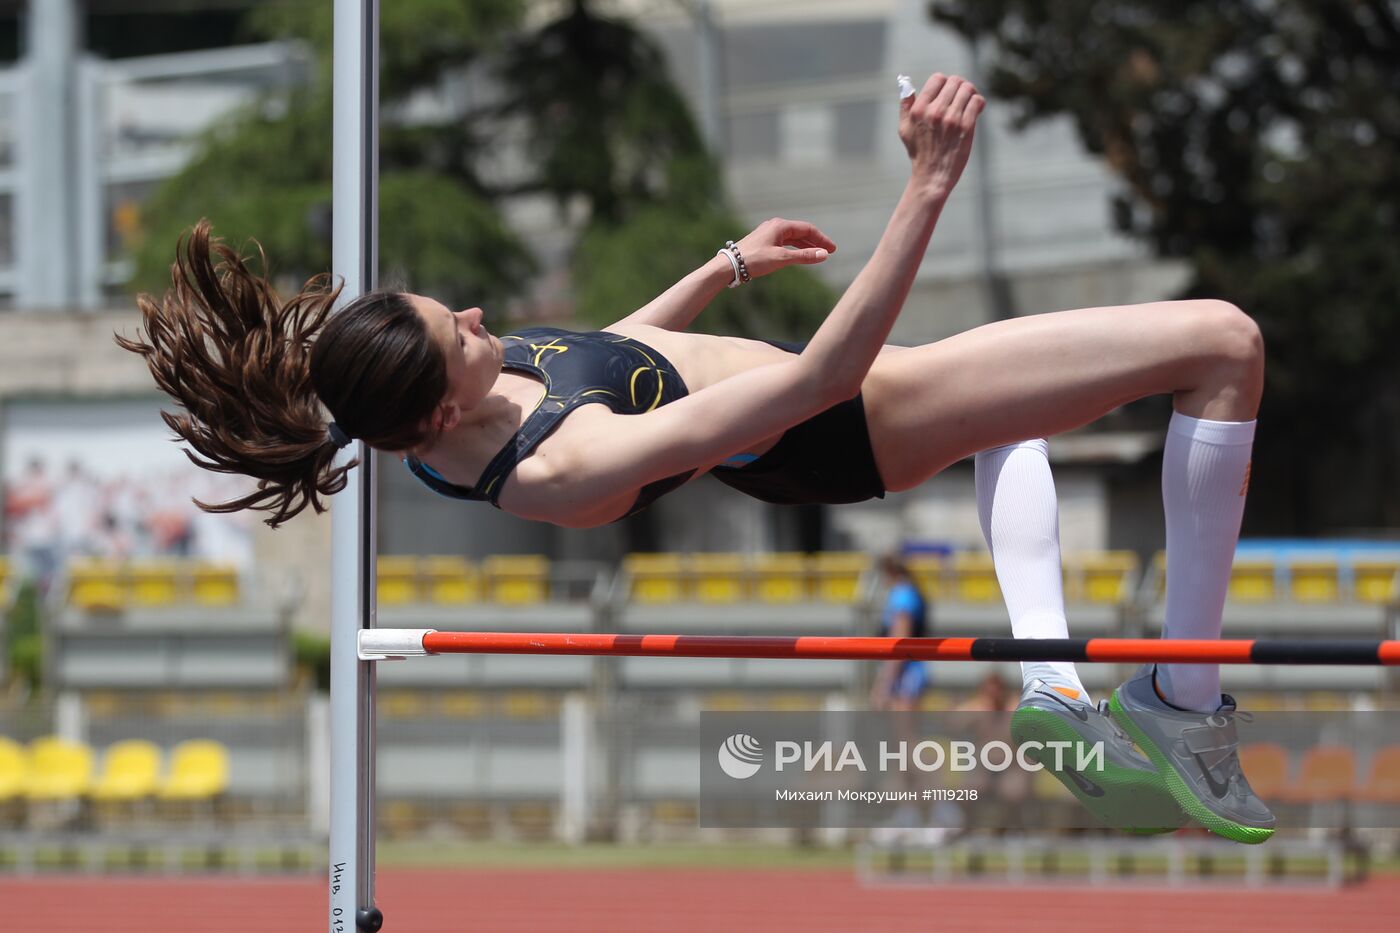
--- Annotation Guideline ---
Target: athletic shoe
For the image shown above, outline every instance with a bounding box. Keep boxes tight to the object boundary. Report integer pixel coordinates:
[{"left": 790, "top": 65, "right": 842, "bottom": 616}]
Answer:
[
  {"left": 1110, "top": 664, "right": 1276, "bottom": 845},
  {"left": 1010, "top": 680, "right": 1185, "bottom": 834}
]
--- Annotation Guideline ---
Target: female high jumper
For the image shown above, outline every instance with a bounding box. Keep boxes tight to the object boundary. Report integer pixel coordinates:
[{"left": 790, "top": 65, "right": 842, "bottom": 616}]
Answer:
[{"left": 118, "top": 73, "right": 1272, "bottom": 842}]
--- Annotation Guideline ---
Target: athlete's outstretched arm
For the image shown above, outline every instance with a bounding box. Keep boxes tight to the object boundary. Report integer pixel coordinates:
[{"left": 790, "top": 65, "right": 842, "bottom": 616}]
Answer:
[
  {"left": 526, "top": 74, "right": 986, "bottom": 525},
  {"left": 607, "top": 218, "right": 837, "bottom": 332}
]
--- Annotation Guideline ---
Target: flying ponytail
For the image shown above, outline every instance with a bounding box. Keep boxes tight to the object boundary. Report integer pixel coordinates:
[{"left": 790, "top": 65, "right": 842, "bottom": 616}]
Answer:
[{"left": 116, "top": 220, "right": 446, "bottom": 528}]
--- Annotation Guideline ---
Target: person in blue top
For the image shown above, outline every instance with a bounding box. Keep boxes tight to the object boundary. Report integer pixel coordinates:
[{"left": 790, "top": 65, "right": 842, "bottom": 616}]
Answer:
[{"left": 870, "top": 554, "right": 930, "bottom": 712}]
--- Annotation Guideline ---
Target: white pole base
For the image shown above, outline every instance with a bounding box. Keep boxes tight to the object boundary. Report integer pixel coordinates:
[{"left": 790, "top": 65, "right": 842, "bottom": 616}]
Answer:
[{"left": 358, "top": 628, "right": 436, "bottom": 661}]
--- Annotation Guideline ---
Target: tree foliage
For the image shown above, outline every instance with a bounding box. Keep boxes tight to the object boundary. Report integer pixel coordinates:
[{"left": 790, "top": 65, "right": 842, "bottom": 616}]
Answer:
[
  {"left": 935, "top": 0, "right": 1400, "bottom": 532},
  {"left": 131, "top": 0, "right": 534, "bottom": 310},
  {"left": 491, "top": 0, "right": 833, "bottom": 336},
  {"left": 573, "top": 204, "right": 836, "bottom": 337},
  {"left": 132, "top": 0, "right": 831, "bottom": 340}
]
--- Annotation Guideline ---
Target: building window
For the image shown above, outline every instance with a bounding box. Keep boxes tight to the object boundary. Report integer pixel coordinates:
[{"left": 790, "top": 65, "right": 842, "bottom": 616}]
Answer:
[{"left": 780, "top": 105, "right": 835, "bottom": 165}]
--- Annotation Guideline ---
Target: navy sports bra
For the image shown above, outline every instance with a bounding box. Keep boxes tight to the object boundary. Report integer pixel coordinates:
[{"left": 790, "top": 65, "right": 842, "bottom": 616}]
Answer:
[{"left": 403, "top": 327, "right": 694, "bottom": 520}]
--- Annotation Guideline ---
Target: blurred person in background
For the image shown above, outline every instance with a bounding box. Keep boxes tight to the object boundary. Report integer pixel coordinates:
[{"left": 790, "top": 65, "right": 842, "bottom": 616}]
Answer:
[
  {"left": 870, "top": 553, "right": 930, "bottom": 712},
  {"left": 955, "top": 671, "right": 1030, "bottom": 825},
  {"left": 55, "top": 460, "right": 101, "bottom": 560},
  {"left": 6, "top": 457, "right": 59, "bottom": 589},
  {"left": 956, "top": 670, "right": 1015, "bottom": 714},
  {"left": 868, "top": 552, "right": 956, "bottom": 845}
]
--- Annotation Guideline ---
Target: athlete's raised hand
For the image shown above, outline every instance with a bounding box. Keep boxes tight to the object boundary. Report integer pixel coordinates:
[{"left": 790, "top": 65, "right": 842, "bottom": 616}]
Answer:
[
  {"left": 732, "top": 217, "right": 837, "bottom": 279},
  {"left": 898, "top": 73, "right": 985, "bottom": 199}
]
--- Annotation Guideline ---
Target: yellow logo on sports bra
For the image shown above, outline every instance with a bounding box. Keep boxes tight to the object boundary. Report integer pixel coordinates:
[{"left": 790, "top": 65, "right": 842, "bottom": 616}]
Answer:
[
  {"left": 529, "top": 339, "right": 569, "bottom": 366},
  {"left": 629, "top": 367, "right": 668, "bottom": 412}
]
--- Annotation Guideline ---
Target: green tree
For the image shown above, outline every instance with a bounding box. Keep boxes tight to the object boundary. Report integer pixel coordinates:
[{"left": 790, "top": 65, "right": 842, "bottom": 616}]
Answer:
[
  {"left": 936, "top": 0, "right": 1400, "bottom": 533},
  {"left": 131, "top": 0, "right": 536, "bottom": 310},
  {"left": 493, "top": 0, "right": 834, "bottom": 337},
  {"left": 133, "top": 0, "right": 832, "bottom": 339}
]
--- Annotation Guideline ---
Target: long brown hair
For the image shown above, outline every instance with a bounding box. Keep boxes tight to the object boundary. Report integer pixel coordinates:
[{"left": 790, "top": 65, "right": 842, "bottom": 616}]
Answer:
[{"left": 116, "top": 220, "right": 447, "bottom": 528}]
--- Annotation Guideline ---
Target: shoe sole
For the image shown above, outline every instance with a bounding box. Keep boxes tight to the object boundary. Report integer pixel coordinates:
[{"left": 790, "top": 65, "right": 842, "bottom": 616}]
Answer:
[
  {"left": 1108, "top": 692, "right": 1275, "bottom": 845},
  {"left": 1010, "top": 706, "right": 1182, "bottom": 835}
]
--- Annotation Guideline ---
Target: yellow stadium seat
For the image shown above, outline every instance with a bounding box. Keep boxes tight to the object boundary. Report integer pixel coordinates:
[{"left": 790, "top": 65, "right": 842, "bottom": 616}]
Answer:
[
  {"left": 483, "top": 555, "right": 549, "bottom": 604},
  {"left": 1289, "top": 558, "right": 1340, "bottom": 603},
  {"left": 157, "top": 740, "right": 229, "bottom": 802},
  {"left": 381, "top": 799, "right": 427, "bottom": 837},
  {"left": 689, "top": 553, "right": 747, "bottom": 603},
  {"left": 753, "top": 553, "right": 808, "bottom": 603},
  {"left": 703, "top": 692, "right": 748, "bottom": 711},
  {"left": 1353, "top": 559, "right": 1399, "bottom": 604},
  {"left": 650, "top": 800, "right": 697, "bottom": 825},
  {"left": 1072, "top": 551, "right": 1140, "bottom": 605},
  {"left": 24, "top": 736, "right": 93, "bottom": 801},
  {"left": 128, "top": 559, "right": 180, "bottom": 607},
  {"left": 205, "top": 693, "right": 255, "bottom": 717},
  {"left": 952, "top": 552, "right": 1000, "bottom": 603},
  {"left": 905, "top": 556, "right": 946, "bottom": 601},
  {"left": 0, "top": 737, "right": 28, "bottom": 802},
  {"left": 68, "top": 558, "right": 125, "bottom": 611},
  {"left": 1228, "top": 559, "right": 1276, "bottom": 602},
  {"left": 422, "top": 557, "right": 480, "bottom": 604},
  {"left": 623, "top": 553, "right": 687, "bottom": 603},
  {"left": 438, "top": 691, "right": 486, "bottom": 718},
  {"left": 89, "top": 740, "right": 162, "bottom": 802},
  {"left": 152, "top": 692, "right": 186, "bottom": 718},
  {"left": 508, "top": 802, "right": 554, "bottom": 837},
  {"left": 191, "top": 563, "right": 240, "bottom": 606},
  {"left": 501, "top": 691, "right": 557, "bottom": 719},
  {"left": 376, "top": 556, "right": 421, "bottom": 606},
  {"left": 383, "top": 692, "right": 429, "bottom": 719},
  {"left": 809, "top": 552, "right": 869, "bottom": 603},
  {"left": 771, "top": 693, "right": 821, "bottom": 712}
]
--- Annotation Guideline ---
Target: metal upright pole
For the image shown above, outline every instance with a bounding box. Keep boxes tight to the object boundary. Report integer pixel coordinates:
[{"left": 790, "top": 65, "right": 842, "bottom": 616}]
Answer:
[
  {"left": 967, "top": 37, "right": 1014, "bottom": 321},
  {"left": 329, "top": 1, "right": 381, "bottom": 931},
  {"left": 19, "top": 0, "right": 80, "bottom": 308}
]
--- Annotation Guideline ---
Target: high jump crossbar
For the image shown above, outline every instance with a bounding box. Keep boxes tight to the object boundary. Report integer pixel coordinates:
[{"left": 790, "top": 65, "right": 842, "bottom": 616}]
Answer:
[{"left": 359, "top": 631, "right": 1400, "bottom": 666}]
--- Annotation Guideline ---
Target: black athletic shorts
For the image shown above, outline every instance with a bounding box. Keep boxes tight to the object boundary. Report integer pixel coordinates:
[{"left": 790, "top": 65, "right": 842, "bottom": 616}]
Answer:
[{"left": 709, "top": 339, "right": 887, "bottom": 505}]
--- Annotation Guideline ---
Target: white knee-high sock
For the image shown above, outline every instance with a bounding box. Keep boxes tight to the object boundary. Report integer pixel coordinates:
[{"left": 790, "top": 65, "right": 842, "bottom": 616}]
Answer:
[
  {"left": 975, "top": 439, "right": 1087, "bottom": 699},
  {"left": 1157, "top": 411, "right": 1256, "bottom": 712}
]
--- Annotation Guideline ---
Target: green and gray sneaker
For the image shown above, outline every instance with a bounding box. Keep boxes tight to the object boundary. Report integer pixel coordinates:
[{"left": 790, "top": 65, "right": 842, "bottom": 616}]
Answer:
[
  {"left": 1110, "top": 664, "right": 1276, "bottom": 845},
  {"left": 1011, "top": 680, "right": 1185, "bottom": 834}
]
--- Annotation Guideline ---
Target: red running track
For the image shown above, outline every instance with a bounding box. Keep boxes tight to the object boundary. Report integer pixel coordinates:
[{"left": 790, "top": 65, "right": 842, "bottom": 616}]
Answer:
[{"left": 10, "top": 869, "right": 1400, "bottom": 933}]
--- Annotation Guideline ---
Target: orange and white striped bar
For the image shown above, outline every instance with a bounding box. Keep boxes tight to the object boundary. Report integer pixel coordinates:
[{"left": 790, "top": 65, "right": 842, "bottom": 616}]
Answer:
[{"left": 358, "top": 630, "right": 1400, "bottom": 666}]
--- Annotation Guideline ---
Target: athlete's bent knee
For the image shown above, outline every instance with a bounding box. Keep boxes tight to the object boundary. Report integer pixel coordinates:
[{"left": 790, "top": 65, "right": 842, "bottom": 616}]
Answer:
[
  {"left": 1191, "top": 300, "right": 1265, "bottom": 405},
  {"left": 1206, "top": 300, "right": 1263, "bottom": 371}
]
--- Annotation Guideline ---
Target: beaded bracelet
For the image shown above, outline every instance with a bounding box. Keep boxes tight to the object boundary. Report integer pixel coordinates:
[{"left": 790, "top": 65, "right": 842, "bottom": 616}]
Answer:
[{"left": 725, "top": 240, "right": 751, "bottom": 284}]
